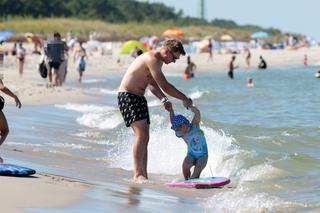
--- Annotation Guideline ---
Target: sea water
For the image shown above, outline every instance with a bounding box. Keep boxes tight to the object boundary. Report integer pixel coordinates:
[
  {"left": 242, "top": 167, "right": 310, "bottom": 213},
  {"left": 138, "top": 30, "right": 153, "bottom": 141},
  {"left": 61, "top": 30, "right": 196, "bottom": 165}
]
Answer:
[{"left": 4, "top": 66, "right": 320, "bottom": 212}]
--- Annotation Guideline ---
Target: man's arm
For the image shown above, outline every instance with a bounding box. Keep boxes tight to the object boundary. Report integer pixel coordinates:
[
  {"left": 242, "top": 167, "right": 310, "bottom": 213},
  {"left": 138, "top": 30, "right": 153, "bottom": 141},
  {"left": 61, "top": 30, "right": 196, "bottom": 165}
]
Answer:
[
  {"left": 147, "top": 59, "right": 192, "bottom": 108},
  {"left": 147, "top": 78, "right": 167, "bottom": 101}
]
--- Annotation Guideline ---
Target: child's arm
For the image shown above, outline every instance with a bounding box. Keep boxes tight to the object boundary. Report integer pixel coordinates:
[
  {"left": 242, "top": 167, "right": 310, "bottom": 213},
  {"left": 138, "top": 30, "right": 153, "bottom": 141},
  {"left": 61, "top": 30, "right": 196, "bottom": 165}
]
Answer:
[
  {"left": 0, "top": 79, "right": 22, "bottom": 108},
  {"left": 167, "top": 104, "right": 175, "bottom": 122},
  {"left": 190, "top": 105, "right": 200, "bottom": 126}
]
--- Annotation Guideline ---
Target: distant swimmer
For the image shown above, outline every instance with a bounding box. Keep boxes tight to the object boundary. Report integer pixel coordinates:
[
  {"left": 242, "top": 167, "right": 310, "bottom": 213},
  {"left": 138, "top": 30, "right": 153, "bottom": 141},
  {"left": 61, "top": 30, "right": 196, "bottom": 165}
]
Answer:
[
  {"left": 258, "top": 56, "right": 267, "bottom": 69},
  {"left": 247, "top": 77, "right": 254, "bottom": 88}
]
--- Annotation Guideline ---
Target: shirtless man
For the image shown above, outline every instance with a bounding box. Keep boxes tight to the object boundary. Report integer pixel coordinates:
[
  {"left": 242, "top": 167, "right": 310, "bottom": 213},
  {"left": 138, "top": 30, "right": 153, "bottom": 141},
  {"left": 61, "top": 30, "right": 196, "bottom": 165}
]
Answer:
[{"left": 118, "top": 39, "right": 193, "bottom": 182}]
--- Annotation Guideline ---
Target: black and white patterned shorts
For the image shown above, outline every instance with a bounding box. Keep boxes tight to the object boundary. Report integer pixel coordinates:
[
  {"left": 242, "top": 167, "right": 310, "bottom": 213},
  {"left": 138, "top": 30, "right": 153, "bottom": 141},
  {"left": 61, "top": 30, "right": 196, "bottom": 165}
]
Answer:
[{"left": 118, "top": 92, "right": 150, "bottom": 127}]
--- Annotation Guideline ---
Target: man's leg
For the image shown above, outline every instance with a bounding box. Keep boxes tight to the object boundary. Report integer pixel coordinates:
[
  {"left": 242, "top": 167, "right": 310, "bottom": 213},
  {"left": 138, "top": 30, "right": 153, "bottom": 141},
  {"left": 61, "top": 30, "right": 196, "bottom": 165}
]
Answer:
[
  {"left": 191, "top": 155, "right": 208, "bottom": 179},
  {"left": 131, "top": 119, "right": 149, "bottom": 182},
  {"left": 48, "top": 67, "right": 52, "bottom": 85},
  {"left": 54, "top": 68, "right": 61, "bottom": 86}
]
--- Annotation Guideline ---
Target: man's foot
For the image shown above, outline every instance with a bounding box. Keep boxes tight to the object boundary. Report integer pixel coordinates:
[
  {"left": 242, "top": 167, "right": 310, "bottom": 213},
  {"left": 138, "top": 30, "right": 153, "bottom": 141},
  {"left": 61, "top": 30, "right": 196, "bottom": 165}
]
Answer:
[{"left": 134, "top": 175, "right": 148, "bottom": 183}]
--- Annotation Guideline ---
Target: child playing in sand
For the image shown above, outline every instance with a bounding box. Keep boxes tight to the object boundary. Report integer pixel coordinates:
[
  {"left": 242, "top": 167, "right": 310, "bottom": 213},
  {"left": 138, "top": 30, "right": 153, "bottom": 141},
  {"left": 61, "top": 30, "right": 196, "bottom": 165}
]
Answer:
[
  {"left": 167, "top": 104, "right": 208, "bottom": 180},
  {"left": 0, "top": 77, "right": 22, "bottom": 163}
]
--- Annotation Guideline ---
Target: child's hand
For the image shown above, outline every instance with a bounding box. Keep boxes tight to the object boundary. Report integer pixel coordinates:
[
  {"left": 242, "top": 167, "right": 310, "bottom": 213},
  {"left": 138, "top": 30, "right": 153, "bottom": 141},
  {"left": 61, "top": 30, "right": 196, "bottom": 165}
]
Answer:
[{"left": 163, "top": 101, "right": 172, "bottom": 112}]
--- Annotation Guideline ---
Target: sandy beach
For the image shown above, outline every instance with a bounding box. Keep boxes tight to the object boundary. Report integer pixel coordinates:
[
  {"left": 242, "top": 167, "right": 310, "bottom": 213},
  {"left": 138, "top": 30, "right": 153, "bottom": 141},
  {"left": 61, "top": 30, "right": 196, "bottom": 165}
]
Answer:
[
  {"left": 0, "top": 43, "right": 320, "bottom": 212},
  {"left": 0, "top": 173, "right": 90, "bottom": 213}
]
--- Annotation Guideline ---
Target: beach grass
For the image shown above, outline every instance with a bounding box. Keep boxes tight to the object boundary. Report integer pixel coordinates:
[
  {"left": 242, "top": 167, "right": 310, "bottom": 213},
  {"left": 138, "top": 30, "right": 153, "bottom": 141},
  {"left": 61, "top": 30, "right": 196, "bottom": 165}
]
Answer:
[{"left": 0, "top": 17, "right": 282, "bottom": 42}]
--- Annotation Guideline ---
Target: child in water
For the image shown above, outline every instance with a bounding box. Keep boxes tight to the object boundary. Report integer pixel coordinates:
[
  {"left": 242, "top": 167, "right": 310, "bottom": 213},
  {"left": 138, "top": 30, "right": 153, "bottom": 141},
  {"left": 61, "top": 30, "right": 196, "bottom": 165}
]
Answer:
[
  {"left": 167, "top": 104, "right": 208, "bottom": 180},
  {"left": 184, "top": 56, "right": 196, "bottom": 80}
]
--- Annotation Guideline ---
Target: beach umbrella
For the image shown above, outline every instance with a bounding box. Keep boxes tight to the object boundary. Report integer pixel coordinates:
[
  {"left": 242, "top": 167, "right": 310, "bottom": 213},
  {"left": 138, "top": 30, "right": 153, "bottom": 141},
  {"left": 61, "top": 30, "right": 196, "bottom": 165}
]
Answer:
[
  {"left": 162, "top": 29, "right": 184, "bottom": 37},
  {"left": 24, "top": 32, "right": 42, "bottom": 43},
  {"left": 203, "top": 35, "right": 214, "bottom": 40},
  {"left": 251, "top": 31, "right": 269, "bottom": 39},
  {"left": 151, "top": 35, "right": 159, "bottom": 41},
  {"left": 120, "top": 40, "right": 147, "bottom": 54},
  {"left": 220, "top": 34, "right": 233, "bottom": 41},
  {"left": 0, "top": 30, "right": 15, "bottom": 43}
]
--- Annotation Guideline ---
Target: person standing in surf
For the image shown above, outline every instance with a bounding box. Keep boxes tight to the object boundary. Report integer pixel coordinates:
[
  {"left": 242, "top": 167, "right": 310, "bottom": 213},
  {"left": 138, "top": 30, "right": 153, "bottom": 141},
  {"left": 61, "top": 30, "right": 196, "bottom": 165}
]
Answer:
[
  {"left": 0, "top": 77, "right": 22, "bottom": 163},
  {"left": 118, "top": 39, "right": 192, "bottom": 182}
]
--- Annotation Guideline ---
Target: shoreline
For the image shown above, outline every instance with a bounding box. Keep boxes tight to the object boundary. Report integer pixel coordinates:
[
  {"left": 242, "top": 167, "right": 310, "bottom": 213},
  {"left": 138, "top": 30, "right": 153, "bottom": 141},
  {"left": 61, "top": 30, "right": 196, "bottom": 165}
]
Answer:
[{"left": 0, "top": 173, "right": 91, "bottom": 213}]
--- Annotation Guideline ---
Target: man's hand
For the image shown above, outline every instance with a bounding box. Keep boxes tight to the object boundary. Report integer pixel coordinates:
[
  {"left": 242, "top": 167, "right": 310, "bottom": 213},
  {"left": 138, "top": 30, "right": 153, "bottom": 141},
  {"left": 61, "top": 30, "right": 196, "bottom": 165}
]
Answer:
[
  {"left": 163, "top": 101, "right": 172, "bottom": 112},
  {"left": 183, "top": 97, "right": 192, "bottom": 109}
]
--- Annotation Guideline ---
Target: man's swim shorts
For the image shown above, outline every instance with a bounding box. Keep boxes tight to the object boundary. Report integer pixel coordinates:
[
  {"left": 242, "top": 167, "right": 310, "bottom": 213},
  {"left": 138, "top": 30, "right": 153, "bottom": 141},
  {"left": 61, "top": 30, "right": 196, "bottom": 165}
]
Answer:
[{"left": 118, "top": 92, "right": 150, "bottom": 127}]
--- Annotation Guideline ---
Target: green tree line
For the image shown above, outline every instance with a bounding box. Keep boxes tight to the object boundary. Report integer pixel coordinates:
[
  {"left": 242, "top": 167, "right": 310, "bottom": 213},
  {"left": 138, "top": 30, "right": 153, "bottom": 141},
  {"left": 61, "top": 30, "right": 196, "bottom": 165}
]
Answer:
[{"left": 0, "top": 0, "right": 281, "bottom": 35}]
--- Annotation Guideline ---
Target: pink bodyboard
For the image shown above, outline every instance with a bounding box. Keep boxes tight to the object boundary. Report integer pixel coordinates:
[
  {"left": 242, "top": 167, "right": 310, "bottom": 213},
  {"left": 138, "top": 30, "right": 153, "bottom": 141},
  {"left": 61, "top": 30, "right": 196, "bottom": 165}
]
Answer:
[{"left": 166, "top": 177, "right": 230, "bottom": 189}]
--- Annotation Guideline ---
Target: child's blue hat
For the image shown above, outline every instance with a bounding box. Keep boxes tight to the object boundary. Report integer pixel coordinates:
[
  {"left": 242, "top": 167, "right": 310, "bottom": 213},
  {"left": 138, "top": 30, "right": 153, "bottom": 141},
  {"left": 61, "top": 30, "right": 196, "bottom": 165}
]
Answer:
[{"left": 171, "top": 115, "right": 191, "bottom": 131}]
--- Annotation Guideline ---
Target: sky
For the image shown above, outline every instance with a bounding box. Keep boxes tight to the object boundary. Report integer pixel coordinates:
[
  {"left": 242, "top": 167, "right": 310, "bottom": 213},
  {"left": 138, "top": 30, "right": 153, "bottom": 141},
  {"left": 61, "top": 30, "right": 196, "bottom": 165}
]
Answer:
[{"left": 147, "top": 0, "right": 320, "bottom": 41}]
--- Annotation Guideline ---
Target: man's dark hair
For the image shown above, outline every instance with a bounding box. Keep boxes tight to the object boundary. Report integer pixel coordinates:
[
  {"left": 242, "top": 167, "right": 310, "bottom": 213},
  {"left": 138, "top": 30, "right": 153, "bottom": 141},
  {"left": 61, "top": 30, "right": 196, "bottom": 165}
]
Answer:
[
  {"left": 53, "top": 32, "right": 61, "bottom": 38},
  {"left": 163, "top": 39, "right": 186, "bottom": 56}
]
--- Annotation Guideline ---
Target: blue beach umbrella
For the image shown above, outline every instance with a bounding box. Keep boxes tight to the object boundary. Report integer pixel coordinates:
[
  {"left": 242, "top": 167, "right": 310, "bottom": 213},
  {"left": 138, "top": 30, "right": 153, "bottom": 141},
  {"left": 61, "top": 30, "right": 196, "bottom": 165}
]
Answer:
[
  {"left": 139, "top": 36, "right": 150, "bottom": 42},
  {"left": 0, "top": 30, "right": 15, "bottom": 43},
  {"left": 251, "top": 31, "right": 269, "bottom": 39}
]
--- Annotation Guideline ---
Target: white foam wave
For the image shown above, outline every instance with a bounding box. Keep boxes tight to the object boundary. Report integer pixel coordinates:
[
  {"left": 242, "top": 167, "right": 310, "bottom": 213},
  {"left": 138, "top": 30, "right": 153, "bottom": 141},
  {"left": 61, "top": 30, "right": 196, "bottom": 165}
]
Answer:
[
  {"left": 188, "top": 89, "right": 209, "bottom": 100},
  {"left": 8, "top": 141, "right": 90, "bottom": 151},
  {"left": 56, "top": 103, "right": 122, "bottom": 129},
  {"left": 109, "top": 121, "right": 239, "bottom": 177},
  {"left": 77, "top": 112, "right": 122, "bottom": 130},
  {"left": 245, "top": 135, "right": 272, "bottom": 140},
  {"left": 98, "top": 88, "right": 118, "bottom": 95},
  {"left": 48, "top": 142, "right": 91, "bottom": 150},
  {"left": 205, "top": 187, "right": 305, "bottom": 213},
  {"left": 56, "top": 103, "right": 116, "bottom": 113},
  {"left": 8, "top": 142, "right": 43, "bottom": 147},
  {"left": 72, "top": 131, "right": 104, "bottom": 139},
  {"left": 82, "top": 79, "right": 106, "bottom": 83},
  {"left": 240, "top": 164, "right": 284, "bottom": 182}
]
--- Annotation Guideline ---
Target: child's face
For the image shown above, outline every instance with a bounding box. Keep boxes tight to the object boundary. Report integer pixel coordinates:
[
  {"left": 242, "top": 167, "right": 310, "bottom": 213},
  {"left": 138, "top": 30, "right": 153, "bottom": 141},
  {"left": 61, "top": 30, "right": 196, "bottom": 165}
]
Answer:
[{"left": 177, "top": 123, "right": 189, "bottom": 133}]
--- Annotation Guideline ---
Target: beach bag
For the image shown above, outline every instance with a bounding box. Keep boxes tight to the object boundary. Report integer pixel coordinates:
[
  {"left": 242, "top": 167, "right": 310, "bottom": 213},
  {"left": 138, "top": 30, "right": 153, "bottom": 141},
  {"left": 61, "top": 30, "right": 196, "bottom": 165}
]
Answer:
[
  {"left": 45, "top": 40, "right": 64, "bottom": 63},
  {"left": 38, "top": 60, "right": 48, "bottom": 78}
]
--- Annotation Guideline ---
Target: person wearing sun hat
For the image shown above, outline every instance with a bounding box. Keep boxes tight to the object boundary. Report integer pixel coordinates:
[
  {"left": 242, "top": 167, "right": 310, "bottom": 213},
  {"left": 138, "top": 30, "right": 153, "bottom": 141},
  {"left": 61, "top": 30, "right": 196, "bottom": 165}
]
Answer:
[{"left": 168, "top": 104, "right": 208, "bottom": 180}]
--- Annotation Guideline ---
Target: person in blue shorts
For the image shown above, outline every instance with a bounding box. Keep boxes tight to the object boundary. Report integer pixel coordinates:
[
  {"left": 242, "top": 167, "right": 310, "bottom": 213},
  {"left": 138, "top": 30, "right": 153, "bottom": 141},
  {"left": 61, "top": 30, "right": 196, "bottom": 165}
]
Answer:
[{"left": 167, "top": 105, "right": 208, "bottom": 180}]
